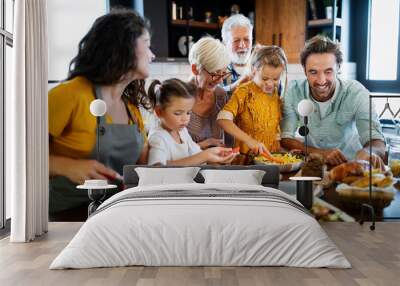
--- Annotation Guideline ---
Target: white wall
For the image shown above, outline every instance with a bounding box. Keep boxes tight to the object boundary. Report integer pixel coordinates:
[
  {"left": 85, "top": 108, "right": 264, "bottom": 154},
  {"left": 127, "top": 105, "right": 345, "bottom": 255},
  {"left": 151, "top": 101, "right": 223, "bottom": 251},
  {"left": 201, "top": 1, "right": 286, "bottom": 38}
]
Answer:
[
  {"left": 148, "top": 61, "right": 192, "bottom": 82},
  {"left": 47, "top": 0, "right": 107, "bottom": 82}
]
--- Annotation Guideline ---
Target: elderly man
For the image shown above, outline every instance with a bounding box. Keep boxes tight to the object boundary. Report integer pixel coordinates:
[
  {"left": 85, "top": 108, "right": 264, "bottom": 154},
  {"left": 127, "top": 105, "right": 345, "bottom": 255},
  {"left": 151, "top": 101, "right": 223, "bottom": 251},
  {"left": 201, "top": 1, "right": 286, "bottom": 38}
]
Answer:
[
  {"left": 221, "top": 14, "right": 253, "bottom": 94},
  {"left": 281, "top": 35, "right": 385, "bottom": 168}
]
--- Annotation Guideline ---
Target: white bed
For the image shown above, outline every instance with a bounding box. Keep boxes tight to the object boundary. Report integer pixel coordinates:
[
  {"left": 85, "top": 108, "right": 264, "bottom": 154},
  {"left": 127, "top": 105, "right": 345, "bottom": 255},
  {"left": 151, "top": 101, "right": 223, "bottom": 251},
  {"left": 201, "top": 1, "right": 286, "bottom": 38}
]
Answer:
[{"left": 50, "top": 180, "right": 351, "bottom": 269}]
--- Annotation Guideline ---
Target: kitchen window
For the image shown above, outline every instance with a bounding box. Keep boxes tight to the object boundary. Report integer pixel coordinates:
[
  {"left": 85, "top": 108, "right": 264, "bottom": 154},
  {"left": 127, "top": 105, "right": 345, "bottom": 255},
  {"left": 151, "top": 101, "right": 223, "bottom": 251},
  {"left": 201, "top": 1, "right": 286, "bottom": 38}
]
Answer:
[
  {"left": 0, "top": 0, "right": 14, "bottom": 231},
  {"left": 367, "top": 0, "right": 399, "bottom": 81},
  {"left": 359, "top": 0, "right": 400, "bottom": 92}
]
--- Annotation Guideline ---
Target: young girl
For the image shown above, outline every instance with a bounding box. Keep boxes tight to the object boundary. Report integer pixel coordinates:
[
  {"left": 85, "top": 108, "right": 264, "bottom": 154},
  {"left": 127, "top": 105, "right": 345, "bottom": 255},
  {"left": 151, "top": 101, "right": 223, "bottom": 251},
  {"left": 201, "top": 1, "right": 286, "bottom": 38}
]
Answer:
[
  {"left": 147, "top": 78, "right": 237, "bottom": 166},
  {"left": 217, "top": 45, "right": 288, "bottom": 158}
]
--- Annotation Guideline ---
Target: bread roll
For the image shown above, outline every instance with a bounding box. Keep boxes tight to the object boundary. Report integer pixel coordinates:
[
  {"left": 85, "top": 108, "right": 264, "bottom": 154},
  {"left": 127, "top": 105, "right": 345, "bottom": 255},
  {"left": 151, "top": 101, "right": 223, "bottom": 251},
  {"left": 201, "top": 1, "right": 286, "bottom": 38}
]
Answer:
[
  {"left": 329, "top": 161, "right": 366, "bottom": 182},
  {"left": 341, "top": 175, "right": 361, "bottom": 185},
  {"left": 351, "top": 174, "right": 393, "bottom": 188}
]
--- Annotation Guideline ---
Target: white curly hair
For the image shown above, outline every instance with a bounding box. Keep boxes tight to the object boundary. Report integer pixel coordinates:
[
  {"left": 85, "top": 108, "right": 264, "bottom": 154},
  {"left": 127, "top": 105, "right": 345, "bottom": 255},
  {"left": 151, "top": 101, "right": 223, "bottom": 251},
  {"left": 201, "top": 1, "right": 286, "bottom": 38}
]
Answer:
[{"left": 221, "top": 14, "right": 253, "bottom": 44}]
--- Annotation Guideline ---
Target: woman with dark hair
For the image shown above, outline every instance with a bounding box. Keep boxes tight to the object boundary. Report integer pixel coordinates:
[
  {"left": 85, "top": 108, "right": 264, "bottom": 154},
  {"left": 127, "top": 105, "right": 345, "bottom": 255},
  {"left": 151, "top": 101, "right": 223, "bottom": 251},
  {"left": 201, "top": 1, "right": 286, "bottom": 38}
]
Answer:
[{"left": 48, "top": 9, "right": 155, "bottom": 219}]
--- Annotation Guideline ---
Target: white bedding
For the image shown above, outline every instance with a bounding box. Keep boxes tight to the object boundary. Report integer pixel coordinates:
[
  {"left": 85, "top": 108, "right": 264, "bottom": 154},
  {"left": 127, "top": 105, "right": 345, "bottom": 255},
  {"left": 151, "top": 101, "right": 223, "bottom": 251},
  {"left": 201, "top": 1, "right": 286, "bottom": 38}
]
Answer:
[{"left": 50, "top": 183, "right": 351, "bottom": 269}]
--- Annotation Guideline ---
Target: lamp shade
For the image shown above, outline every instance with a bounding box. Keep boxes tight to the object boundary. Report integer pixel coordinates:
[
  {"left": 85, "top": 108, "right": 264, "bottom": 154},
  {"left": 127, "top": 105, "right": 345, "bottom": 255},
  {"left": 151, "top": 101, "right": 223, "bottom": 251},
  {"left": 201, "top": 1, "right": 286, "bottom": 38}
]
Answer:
[
  {"left": 90, "top": 99, "right": 107, "bottom": 117},
  {"left": 297, "top": 99, "right": 314, "bottom": 117}
]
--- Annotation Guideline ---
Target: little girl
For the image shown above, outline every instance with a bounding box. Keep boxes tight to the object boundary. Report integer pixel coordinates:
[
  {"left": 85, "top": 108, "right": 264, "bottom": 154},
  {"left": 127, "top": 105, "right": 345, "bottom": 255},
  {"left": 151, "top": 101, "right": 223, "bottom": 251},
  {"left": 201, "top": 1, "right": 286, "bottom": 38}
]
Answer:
[
  {"left": 217, "top": 45, "right": 288, "bottom": 157},
  {"left": 147, "top": 78, "right": 237, "bottom": 166}
]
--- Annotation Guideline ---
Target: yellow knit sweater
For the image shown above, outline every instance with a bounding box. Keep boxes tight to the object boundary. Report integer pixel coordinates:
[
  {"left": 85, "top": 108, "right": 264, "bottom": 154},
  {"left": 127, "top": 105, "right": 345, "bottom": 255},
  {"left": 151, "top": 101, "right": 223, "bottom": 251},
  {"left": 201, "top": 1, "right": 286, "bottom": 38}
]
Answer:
[{"left": 222, "top": 81, "right": 281, "bottom": 154}]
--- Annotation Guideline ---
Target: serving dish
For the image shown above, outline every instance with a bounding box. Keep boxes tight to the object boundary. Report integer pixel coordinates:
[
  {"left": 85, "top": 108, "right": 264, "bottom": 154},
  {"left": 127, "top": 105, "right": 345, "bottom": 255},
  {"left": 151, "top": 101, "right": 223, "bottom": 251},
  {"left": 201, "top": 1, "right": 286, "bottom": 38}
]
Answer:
[{"left": 254, "top": 152, "right": 304, "bottom": 173}]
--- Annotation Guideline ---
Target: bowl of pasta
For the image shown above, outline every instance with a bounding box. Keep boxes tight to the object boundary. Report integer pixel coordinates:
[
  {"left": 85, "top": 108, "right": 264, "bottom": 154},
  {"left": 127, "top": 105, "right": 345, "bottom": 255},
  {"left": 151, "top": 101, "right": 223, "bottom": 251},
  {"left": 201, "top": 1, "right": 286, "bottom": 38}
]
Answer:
[{"left": 253, "top": 152, "right": 304, "bottom": 173}]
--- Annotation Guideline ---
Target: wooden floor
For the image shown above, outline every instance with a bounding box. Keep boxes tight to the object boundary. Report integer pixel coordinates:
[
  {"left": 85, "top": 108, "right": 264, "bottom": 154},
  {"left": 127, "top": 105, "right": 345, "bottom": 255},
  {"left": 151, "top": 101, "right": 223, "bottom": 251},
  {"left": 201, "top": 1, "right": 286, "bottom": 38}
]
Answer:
[{"left": 0, "top": 222, "right": 399, "bottom": 286}]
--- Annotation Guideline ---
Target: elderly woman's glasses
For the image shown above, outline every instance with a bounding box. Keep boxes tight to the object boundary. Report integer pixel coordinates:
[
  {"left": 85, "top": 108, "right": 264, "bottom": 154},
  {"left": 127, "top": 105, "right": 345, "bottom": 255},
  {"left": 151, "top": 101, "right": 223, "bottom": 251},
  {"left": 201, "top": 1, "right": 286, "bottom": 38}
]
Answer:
[{"left": 203, "top": 68, "right": 231, "bottom": 81}]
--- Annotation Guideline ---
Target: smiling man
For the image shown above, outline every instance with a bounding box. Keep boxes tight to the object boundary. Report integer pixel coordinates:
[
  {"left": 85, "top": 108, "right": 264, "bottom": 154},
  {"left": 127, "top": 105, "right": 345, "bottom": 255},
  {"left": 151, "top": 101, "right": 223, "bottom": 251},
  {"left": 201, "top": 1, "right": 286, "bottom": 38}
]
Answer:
[
  {"left": 221, "top": 14, "right": 253, "bottom": 95},
  {"left": 281, "top": 35, "right": 385, "bottom": 168}
]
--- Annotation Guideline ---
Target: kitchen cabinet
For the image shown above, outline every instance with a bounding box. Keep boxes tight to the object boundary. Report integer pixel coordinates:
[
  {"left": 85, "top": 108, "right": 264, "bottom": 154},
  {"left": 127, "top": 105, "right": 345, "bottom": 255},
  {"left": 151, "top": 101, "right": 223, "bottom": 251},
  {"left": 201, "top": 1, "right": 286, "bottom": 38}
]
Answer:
[
  {"left": 255, "top": 0, "right": 307, "bottom": 64},
  {"left": 112, "top": 0, "right": 349, "bottom": 62},
  {"left": 165, "top": 0, "right": 255, "bottom": 58},
  {"left": 115, "top": 0, "right": 255, "bottom": 59}
]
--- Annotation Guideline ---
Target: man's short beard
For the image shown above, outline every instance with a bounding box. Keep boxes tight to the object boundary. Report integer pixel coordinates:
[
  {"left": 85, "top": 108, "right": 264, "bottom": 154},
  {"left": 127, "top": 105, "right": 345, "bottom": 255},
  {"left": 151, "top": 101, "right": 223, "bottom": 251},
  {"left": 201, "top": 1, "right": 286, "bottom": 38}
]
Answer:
[{"left": 229, "top": 49, "right": 251, "bottom": 65}]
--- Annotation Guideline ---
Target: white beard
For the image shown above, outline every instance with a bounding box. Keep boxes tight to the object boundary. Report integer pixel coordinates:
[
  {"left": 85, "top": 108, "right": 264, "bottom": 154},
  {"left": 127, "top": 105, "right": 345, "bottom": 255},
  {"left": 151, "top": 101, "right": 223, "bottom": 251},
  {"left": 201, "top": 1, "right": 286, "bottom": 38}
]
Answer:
[{"left": 229, "top": 49, "right": 251, "bottom": 65}]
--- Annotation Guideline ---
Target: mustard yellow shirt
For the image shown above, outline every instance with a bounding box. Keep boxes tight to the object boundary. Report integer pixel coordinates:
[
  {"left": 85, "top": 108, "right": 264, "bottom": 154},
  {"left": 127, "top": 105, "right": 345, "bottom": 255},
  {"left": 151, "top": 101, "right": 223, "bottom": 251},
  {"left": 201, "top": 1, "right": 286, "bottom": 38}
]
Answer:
[
  {"left": 49, "top": 76, "right": 146, "bottom": 159},
  {"left": 222, "top": 81, "right": 281, "bottom": 154}
]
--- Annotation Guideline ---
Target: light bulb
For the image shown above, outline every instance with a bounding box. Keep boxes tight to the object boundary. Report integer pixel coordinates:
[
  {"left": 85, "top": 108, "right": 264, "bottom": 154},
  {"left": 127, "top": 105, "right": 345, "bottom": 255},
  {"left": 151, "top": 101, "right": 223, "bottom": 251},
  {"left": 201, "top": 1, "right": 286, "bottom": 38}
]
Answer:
[
  {"left": 90, "top": 99, "right": 107, "bottom": 117},
  {"left": 297, "top": 99, "right": 314, "bottom": 117}
]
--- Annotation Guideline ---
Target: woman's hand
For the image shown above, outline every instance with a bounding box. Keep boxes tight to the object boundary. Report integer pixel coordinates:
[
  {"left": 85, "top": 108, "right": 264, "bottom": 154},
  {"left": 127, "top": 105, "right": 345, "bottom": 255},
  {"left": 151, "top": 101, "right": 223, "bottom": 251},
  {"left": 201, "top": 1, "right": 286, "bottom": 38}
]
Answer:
[
  {"left": 228, "top": 73, "right": 252, "bottom": 93},
  {"left": 204, "top": 147, "right": 237, "bottom": 164},
  {"left": 67, "top": 159, "right": 119, "bottom": 184},
  {"left": 238, "top": 73, "right": 252, "bottom": 85},
  {"left": 50, "top": 155, "right": 118, "bottom": 185},
  {"left": 198, "top": 138, "right": 224, "bottom": 149},
  {"left": 245, "top": 138, "right": 268, "bottom": 155}
]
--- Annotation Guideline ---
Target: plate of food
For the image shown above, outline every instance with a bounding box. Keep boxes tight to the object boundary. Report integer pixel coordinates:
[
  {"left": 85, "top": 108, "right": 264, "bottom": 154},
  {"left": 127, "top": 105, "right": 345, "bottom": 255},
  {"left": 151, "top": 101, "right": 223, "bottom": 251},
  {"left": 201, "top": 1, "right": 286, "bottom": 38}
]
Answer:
[
  {"left": 253, "top": 152, "right": 304, "bottom": 173},
  {"left": 311, "top": 198, "right": 355, "bottom": 222},
  {"left": 329, "top": 160, "right": 394, "bottom": 189},
  {"left": 329, "top": 161, "right": 395, "bottom": 210},
  {"left": 390, "top": 159, "right": 400, "bottom": 178}
]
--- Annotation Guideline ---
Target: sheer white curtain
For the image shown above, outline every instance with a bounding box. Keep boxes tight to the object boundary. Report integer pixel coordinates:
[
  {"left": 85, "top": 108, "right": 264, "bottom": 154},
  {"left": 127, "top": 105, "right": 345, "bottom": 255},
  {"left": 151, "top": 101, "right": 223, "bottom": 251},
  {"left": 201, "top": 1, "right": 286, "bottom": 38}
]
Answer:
[{"left": 7, "top": 0, "right": 48, "bottom": 242}]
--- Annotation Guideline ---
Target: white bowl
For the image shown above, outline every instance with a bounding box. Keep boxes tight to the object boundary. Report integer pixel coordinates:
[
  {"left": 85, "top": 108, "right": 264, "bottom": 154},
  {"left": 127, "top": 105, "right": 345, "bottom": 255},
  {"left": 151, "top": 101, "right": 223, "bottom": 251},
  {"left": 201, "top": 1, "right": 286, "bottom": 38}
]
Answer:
[
  {"left": 289, "top": 176, "right": 322, "bottom": 181},
  {"left": 76, "top": 180, "right": 117, "bottom": 190},
  {"left": 84, "top": 179, "right": 108, "bottom": 187}
]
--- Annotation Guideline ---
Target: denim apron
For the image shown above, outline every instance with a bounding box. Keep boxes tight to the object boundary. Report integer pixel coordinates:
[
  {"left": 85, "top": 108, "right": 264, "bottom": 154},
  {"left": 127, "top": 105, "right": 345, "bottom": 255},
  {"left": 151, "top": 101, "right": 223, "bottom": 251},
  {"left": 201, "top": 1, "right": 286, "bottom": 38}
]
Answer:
[{"left": 49, "top": 86, "right": 144, "bottom": 215}]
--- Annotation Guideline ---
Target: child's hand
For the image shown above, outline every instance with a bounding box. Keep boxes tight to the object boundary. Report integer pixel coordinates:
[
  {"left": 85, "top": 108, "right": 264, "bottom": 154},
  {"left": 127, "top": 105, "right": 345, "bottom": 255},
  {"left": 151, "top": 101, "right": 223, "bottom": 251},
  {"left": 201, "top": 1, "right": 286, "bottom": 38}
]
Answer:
[
  {"left": 204, "top": 147, "right": 238, "bottom": 163},
  {"left": 219, "top": 152, "right": 238, "bottom": 164},
  {"left": 245, "top": 139, "right": 268, "bottom": 155},
  {"left": 222, "top": 146, "right": 240, "bottom": 156}
]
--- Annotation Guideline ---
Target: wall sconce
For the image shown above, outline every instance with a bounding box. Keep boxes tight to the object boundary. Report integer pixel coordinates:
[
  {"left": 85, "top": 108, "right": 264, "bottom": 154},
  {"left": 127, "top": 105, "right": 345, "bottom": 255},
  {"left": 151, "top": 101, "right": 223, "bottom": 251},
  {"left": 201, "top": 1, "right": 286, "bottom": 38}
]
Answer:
[
  {"left": 76, "top": 99, "right": 115, "bottom": 217},
  {"left": 297, "top": 99, "right": 314, "bottom": 162},
  {"left": 89, "top": 99, "right": 107, "bottom": 162}
]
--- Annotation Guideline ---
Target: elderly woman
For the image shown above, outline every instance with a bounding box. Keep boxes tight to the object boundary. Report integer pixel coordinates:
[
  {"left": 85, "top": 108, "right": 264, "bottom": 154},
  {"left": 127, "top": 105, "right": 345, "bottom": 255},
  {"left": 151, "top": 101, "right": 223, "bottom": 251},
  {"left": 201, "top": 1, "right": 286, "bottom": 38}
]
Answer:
[{"left": 187, "top": 37, "right": 234, "bottom": 149}]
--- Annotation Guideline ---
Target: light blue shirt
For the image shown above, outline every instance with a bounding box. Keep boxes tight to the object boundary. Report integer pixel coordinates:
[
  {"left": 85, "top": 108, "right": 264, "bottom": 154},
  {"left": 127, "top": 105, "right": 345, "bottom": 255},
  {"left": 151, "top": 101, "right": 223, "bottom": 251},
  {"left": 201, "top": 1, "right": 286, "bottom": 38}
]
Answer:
[{"left": 281, "top": 78, "right": 384, "bottom": 160}]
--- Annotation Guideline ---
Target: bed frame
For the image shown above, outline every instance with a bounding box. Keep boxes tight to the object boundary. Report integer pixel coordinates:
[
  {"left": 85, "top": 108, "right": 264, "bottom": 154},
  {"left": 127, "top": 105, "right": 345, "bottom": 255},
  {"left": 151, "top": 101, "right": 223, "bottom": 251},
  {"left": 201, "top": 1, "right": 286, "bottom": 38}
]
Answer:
[{"left": 123, "top": 165, "right": 280, "bottom": 189}]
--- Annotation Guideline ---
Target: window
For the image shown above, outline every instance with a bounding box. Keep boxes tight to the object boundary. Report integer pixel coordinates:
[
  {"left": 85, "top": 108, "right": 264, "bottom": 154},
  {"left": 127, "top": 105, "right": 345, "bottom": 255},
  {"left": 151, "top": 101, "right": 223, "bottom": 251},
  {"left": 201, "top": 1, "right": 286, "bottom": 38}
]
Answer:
[
  {"left": 1, "top": 0, "right": 14, "bottom": 230},
  {"left": 367, "top": 0, "right": 399, "bottom": 81},
  {"left": 5, "top": 0, "right": 13, "bottom": 33},
  {"left": 358, "top": 0, "right": 400, "bottom": 92}
]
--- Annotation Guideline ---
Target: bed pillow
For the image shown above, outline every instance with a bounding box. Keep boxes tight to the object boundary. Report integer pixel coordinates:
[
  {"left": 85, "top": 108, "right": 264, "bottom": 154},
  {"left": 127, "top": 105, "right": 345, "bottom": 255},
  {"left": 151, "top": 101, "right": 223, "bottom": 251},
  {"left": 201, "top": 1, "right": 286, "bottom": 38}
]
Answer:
[
  {"left": 200, "top": 169, "right": 266, "bottom": 185},
  {"left": 135, "top": 167, "right": 201, "bottom": 186}
]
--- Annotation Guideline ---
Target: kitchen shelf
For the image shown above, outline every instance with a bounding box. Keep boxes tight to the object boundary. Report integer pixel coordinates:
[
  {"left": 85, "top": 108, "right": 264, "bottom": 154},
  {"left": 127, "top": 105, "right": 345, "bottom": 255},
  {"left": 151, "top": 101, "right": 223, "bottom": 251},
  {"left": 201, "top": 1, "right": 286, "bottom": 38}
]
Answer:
[
  {"left": 166, "top": 0, "right": 255, "bottom": 57},
  {"left": 170, "top": 19, "right": 219, "bottom": 29},
  {"left": 308, "top": 18, "right": 342, "bottom": 28},
  {"left": 306, "top": 0, "right": 349, "bottom": 52}
]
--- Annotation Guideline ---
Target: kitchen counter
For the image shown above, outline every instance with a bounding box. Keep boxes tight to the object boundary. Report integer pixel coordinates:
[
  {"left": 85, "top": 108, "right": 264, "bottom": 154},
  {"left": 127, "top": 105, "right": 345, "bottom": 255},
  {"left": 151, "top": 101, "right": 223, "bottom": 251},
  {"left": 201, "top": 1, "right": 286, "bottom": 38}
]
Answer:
[{"left": 148, "top": 61, "right": 357, "bottom": 83}]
